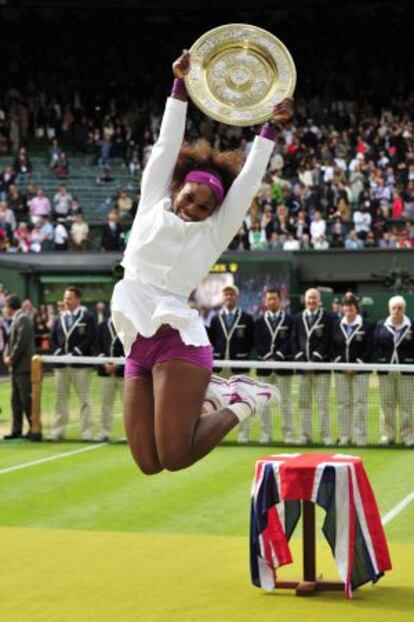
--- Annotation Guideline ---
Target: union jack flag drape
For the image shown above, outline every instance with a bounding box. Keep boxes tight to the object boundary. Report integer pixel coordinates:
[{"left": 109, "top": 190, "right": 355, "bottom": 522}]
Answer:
[{"left": 250, "top": 453, "right": 392, "bottom": 599}]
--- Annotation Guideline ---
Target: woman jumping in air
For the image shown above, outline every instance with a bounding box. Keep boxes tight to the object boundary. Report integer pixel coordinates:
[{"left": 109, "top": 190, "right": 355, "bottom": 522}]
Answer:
[{"left": 112, "top": 51, "right": 294, "bottom": 474}]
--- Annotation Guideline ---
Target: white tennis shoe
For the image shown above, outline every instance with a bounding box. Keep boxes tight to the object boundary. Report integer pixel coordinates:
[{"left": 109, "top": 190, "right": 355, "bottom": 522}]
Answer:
[
  {"left": 228, "top": 375, "right": 280, "bottom": 416},
  {"left": 203, "top": 375, "right": 233, "bottom": 412}
]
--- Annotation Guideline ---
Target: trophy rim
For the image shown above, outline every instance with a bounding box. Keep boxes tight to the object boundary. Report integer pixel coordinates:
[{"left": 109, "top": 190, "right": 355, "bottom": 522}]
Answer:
[{"left": 184, "top": 23, "right": 296, "bottom": 127}]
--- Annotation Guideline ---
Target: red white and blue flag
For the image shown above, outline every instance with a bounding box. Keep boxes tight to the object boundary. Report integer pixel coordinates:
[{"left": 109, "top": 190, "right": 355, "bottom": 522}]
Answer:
[{"left": 250, "top": 453, "right": 392, "bottom": 598}]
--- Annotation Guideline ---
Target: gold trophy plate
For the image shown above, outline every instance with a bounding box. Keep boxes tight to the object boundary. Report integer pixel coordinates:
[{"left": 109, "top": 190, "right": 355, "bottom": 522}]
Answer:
[{"left": 185, "top": 23, "right": 296, "bottom": 127}]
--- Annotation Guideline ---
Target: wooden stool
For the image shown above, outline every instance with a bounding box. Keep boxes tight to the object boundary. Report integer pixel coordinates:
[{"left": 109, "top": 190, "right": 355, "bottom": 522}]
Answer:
[{"left": 276, "top": 500, "right": 343, "bottom": 596}]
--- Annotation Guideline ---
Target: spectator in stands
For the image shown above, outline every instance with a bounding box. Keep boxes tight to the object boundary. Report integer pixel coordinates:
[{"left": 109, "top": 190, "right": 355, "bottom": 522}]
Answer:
[
  {"left": 116, "top": 190, "right": 133, "bottom": 219},
  {"left": 53, "top": 184, "right": 72, "bottom": 221},
  {"left": 353, "top": 204, "right": 372, "bottom": 240},
  {"left": 54, "top": 152, "right": 69, "bottom": 178},
  {"left": 3, "top": 294, "right": 35, "bottom": 440},
  {"left": 14, "top": 222, "right": 31, "bottom": 252},
  {"left": 283, "top": 232, "right": 300, "bottom": 250},
  {"left": 54, "top": 221, "right": 69, "bottom": 250},
  {"left": 98, "top": 134, "right": 112, "bottom": 167},
  {"left": 0, "top": 200, "right": 16, "bottom": 231},
  {"left": 48, "top": 138, "right": 62, "bottom": 170},
  {"left": 50, "top": 286, "right": 96, "bottom": 441},
  {"left": 70, "top": 210, "right": 89, "bottom": 250},
  {"left": 101, "top": 209, "right": 125, "bottom": 251},
  {"left": 313, "top": 234, "right": 330, "bottom": 250},
  {"left": 30, "top": 216, "right": 53, "bottom": 252},
  {"left": 292, "top": 288, "right": 332, "bottom": 445},
  {"left": 391, "top": 190, "right": 404, "bottom": 219},
  {"left": 97, "top": 317, "right": 125, "bottom": 441},
  {"left": 309, "top": 211, "right": 326, "bottom": 245},
  {"left": 254, "top": 288, "right": 295, "bottom": 444},
  {"left": 0, "top": 204, "right": 14, "bottom": 244},
  {"left": 13, "top": 146, "right": 32, "bottom": 184},
  {"left": 330, "top": 294, "right": 374, "bottom": 446},
  {"left": 345, "top": 229, "right": 364, "bottom": 250},
  {"left": 0, "top": 166, "right": 16, "bottom": 200},
  {"left": 208, "top": 285, "right": 254, "bottom": 444},
  {"left": 375, "top": 295, "right": 414, "bottom": 447},
  {"left": 8, "top": 184, "right": 27, "bottom": 221},
  {"left": 248, "top": 220, "right": 267, "bottom": 250},
  {"left": 28, "top": 187, "right": 51, "bottom": 224}
]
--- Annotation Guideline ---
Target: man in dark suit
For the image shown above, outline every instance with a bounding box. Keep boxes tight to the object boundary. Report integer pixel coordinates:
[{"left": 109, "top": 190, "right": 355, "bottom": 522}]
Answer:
[
  {"left": 208, "top": 284, "right": 254, "bottom": 443},
  {"left": 97, "top": 318, "right": 124, "bottom": 441},
  {"left": 3, "top": 295, "right": 35, "bottom": 439},
  {"left": 101, "top": 209, "right": 125, "bottom": 251},
  {"left": 292, "top": 288, "right": 333, "bottom": 445},
  {"left": 50, "top": 286, "right": 96, "bottom": 441},
  {"left": 254, "top": 289, "right": 295, "bottom": 444}
]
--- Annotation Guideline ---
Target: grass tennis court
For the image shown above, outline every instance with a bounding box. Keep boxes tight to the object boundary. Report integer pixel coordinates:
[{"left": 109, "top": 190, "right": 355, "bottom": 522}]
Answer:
[{"left": 0, "top": 437, "right": 413, "bottom": 621}]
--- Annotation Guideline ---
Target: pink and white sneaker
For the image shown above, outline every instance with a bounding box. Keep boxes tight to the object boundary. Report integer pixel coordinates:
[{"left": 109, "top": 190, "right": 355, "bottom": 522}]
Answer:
[
  {"left": 228, "top": 375, "right": 280, "bottom": 416},
  {"left": 203, "top": 375, "right": 233, "bottom": 412}
]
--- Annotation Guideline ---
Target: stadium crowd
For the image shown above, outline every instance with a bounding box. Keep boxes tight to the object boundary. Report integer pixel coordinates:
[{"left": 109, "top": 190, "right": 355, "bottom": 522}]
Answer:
[
  {"left": 1, "top": 283, "right": 413, "bottom": 448},
  {"left": 0, "top": 86, "right": 413, "bottom": 253}
]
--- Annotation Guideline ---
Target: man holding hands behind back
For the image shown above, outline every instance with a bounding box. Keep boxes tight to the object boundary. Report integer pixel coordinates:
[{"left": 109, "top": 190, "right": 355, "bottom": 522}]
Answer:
[
  {"left": 254, "top": 288, "right": 295, "bottom": 444},
  {"left": 292, "top": 288, "right": 333, "bottom": 445},
  {"left": 50, "top": 286, "right": 96, "bottom": 441}
]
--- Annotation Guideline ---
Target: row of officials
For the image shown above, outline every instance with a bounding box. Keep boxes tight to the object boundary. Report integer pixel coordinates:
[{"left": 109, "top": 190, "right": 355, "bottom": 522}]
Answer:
[{"left": 3, "top": 285, "right": 414, "bottom": 447}]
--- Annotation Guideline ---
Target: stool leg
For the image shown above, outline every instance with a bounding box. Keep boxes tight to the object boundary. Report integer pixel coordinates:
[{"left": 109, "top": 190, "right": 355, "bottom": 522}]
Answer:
[{"left": 303, "top": 500, "right": 316, "bottom": 581}]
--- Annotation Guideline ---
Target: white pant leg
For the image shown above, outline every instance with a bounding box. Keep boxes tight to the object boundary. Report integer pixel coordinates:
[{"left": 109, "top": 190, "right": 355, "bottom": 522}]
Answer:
[
  {"left": 336, "top": 373, "right": 352, "bottom": 441},
  {"left": 53, "top": 367, "right": 71, "bottom": 437},
  {"left": 299, "top": 373, "right": 313, "bottom": 440},
  {"left": 397, "top": 374, "right": 414, "bottom": 444},
  {"left": 71, "top": 368, "right": 93, "bottom": 437},
  {"left": 238, "top": 417, "right": 252, "bottom": 442},
  {"left": 379, "top": 373, "right": 397, "bottom": 441},
  {"left": 277, "top": 375, "right": 294, "bottom": 440},
  {"left": 353, "top": 374, "right": 369, "bottom": 444},
  {"left": 316, "top": 374, "right": 331, "bottom": 442},
  {"left": 101, "top": 375, "right": 117, "bottom": 437}
]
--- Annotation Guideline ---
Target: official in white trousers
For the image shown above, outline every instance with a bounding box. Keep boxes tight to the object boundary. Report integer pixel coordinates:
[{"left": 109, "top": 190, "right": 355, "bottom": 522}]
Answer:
[
  {"left": 331, "top": 295, "right": 374, "bottom": 446},
  {"left": 292, "top": 288, "right": 333, "bottom": 445},
  {"left": 375, "top": 295, "right": 414, "bottom": 447},
  {"left": 53, "top": 366, "right": 93, "bottom": 439},
  {"left": 254, "top": 289, "right": 295, "bottom": 444}
]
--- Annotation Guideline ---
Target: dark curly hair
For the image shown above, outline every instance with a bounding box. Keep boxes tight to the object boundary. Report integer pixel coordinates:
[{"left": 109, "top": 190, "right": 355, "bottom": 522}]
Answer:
[{"left": 171, "top": 139, "right": 244, "bottom": 198}]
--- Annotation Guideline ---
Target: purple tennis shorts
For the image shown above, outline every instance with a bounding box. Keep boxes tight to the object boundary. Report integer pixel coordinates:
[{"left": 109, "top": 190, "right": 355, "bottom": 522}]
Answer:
[{"left": 125, "top": 327, "right": 213, "bottom": 378}]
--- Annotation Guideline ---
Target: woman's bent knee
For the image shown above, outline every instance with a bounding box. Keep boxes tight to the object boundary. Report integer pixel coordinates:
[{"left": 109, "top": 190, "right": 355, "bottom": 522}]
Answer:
[
  {"left": 128, "top": 447, "right": 163, "bottom": 475},
  {"left": 139, "top": 462, "right": 164, "bottom": 476},
  {"left": 158, "top": 448, "right": 192, "bottom": 472}
]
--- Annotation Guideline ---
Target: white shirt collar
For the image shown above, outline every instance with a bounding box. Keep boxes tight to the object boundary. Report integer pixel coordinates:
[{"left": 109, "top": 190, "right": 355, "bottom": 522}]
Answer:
[
  {"left": 384, "top": 315, "right": 411, "bottom": 330},
  {"left": 341, "top": 314, "right": 362, "bottom": 328}
]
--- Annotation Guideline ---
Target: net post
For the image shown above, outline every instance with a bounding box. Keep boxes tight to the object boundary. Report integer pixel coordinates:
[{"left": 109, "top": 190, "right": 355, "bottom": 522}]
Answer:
[{"left": 31, "top": 355, "right": 43, "bottom": 441}]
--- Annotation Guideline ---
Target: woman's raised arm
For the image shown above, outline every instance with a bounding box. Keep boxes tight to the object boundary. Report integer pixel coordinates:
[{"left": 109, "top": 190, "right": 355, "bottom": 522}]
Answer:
[
  {"left": 211, "top": 98, "right": 294, "bottom": 251},
  {"left": 138, "top": 52, "right": 191, "bottom": 212}
]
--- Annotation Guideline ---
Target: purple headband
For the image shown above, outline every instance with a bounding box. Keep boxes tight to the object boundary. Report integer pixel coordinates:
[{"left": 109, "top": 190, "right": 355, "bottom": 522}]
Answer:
[{"left": 184, "top": 170, "right": 225, "bottom": 205}]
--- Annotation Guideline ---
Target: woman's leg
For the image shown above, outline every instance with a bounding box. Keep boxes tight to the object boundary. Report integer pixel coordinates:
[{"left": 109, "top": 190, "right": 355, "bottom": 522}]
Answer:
[
  {"left": 152, "top": 360, "right": 239, "bottom": 471},
  {"left": 124, "top": 376, "right": 163, "bottom": 475}
]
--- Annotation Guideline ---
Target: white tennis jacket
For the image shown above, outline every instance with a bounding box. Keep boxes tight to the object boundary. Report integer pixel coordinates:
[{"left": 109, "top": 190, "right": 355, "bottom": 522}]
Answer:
[{"left": 112, "top": 97, "right": 274, "bottom": 354}]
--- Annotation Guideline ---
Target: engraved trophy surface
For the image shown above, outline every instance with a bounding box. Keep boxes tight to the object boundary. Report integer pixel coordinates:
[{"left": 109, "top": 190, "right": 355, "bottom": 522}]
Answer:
[{"left": 185, "top": 24, "right": 296, "bottom": 126}]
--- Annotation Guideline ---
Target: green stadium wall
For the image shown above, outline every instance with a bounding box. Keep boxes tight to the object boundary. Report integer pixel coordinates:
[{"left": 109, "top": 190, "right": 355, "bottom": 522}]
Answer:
[{"left": 0, "top": 250, "right": 413, "bottom": 321}]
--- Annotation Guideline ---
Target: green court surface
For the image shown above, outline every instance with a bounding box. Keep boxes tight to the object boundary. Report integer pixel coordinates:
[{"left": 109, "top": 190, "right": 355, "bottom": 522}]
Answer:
[{"left": 0, "top": 441, "right": 413, "bottom": 621}]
